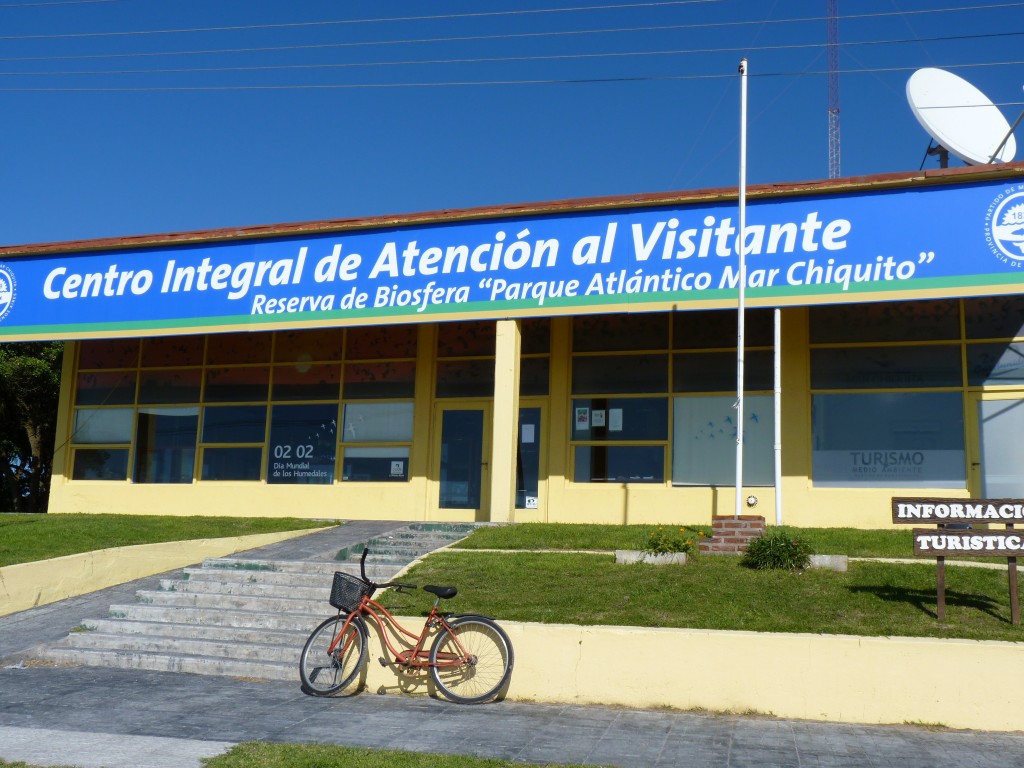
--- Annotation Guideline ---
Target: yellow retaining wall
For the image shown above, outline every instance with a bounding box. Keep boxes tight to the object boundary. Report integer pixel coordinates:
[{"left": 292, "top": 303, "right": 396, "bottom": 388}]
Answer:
[
  {"left": 357, "top": 619, "right": 1024, "bottom": 732},
  {"left": 0, "top": 528, "right": 328, "bottom": 617},
  {"left": 6, "top": 537, "right": 1023, "bottom": 731}
]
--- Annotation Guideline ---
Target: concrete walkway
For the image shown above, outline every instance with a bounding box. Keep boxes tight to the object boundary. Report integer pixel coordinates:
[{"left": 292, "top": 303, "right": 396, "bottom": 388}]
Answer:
[
  {"left": 3, "top": 523, "right": 1024, "bottom": 768},
  {"left": 2, "top": 665, "right": 1024, "bottom": 768}
]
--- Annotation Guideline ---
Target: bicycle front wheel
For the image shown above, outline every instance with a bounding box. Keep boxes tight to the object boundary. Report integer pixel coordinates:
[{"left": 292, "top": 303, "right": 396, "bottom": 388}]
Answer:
[
  {"left": 429, "top": 616, "right": 514, "bottom": 704},
  {"left": 299, "top": 614, "right": 367, "bottom": 696}
]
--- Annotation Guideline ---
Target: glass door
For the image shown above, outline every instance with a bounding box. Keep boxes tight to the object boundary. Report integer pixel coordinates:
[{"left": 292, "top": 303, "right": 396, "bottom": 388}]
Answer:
[
  {"left": 516, "top": 405, "right": 543, "bottom": 511},
  {"left": 434, "top": 404, "right": 491, "bottom": 516},
  {"left": 971, "top": 392, "right": 1024, "bottom": 497}
]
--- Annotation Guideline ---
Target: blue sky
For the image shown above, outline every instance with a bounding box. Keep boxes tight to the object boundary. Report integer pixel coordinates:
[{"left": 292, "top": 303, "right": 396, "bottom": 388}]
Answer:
[{"left": 1, "top": 0, "right": 1021, "bottom": 247}]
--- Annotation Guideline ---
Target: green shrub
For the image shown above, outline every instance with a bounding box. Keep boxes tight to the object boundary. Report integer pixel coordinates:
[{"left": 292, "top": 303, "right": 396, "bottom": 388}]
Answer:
[
  {"left": 741, "top": 531, "right": 813, "bottom": 571},
  {"left": 644, "top": 526, "right": 703, "bottom": 555}
]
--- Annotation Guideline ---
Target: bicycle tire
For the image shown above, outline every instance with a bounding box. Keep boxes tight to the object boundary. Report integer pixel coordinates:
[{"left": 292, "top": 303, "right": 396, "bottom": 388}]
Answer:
[
  {"left": 428, "top": 616, "right": 514, "bottom": 704},
  {"left": 299, "top": 613, "right": 367, "bottom": 696}
]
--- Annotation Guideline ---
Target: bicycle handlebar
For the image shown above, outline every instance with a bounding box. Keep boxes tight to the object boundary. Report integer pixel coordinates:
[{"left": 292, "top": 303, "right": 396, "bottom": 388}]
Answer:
[{"left": 359, "top": 547, "right": 418, "bottom": 593}]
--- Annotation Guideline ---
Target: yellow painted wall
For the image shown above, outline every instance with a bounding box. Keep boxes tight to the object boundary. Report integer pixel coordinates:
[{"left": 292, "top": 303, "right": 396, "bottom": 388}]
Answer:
[
  {"left": 0, "top": 528, "right": 329, "bottom": 616},
  {"left": 346, "top": 618, "right": 1024, "bottom": 732}
]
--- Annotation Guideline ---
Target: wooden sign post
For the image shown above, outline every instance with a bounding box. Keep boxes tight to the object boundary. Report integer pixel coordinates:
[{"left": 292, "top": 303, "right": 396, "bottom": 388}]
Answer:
[{"left": 892, "top": 497, "right": 1024, "bottom": 625}]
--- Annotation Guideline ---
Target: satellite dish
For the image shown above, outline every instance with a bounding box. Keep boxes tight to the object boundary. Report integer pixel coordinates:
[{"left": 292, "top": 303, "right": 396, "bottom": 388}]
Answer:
[{"left": 906, "top": 67, "right": 1016, "bottom": 166}]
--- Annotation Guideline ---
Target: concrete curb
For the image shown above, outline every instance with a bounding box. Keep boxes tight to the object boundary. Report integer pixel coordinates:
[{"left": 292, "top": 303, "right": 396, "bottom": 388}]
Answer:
[{"left": 0, "top": 527, "right": 332, "bottom": 617}]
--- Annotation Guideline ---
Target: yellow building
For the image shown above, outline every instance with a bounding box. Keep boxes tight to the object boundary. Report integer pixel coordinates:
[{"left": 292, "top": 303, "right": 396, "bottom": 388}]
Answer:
[{"left": 4, "top": 164, "right": 1024, "bottom": 528}]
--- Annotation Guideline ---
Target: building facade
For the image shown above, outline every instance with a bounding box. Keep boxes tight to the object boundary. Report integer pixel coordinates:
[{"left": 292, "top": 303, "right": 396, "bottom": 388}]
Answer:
[{"left": 3, "top": 165, "right": 1024, "bottom": 528}]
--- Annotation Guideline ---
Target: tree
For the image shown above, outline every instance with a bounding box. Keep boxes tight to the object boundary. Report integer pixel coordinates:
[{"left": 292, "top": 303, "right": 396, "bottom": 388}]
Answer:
[{"left": 0, "top": 341, "right": 63, "bottom": 512}]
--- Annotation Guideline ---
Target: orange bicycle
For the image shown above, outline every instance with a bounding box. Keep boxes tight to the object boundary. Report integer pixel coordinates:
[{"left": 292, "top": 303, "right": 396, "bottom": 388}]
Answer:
[{"left": 299, "top": 547, "right": 514, "bottom": 704}]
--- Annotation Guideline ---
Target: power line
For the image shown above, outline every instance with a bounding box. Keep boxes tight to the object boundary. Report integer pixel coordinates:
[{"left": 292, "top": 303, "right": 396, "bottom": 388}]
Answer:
[
  {"left": 0, "top": 0, "right": 724, "bottom": 40},
  {"left": 2, "top": 30, "right": 1021, "bottom": 75},
  {"left": 0, "top": 0, "right": 120, "bottom": 6},
  {"left": 0, "top": 1, "right": 1018, "bottom": 44},
  {"left": 2, "top": 61, "right": 1023, "bottom": 92}
]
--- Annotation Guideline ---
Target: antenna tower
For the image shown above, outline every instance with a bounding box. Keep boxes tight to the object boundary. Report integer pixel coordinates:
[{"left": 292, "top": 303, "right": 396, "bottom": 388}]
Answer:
[{"left": 826, "top": 0, "right": 840, "bottom": 178}]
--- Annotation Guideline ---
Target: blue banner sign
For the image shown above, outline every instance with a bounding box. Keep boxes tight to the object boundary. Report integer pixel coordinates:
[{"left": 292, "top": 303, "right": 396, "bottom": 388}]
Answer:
[{"left": 2, "top": 176, "right": 1024, "bottom": 339}]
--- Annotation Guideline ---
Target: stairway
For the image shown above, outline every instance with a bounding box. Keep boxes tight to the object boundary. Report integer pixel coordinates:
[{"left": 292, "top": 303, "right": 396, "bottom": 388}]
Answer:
[{"left": 36, "top": 522, "right": 478, "bottom": 681}]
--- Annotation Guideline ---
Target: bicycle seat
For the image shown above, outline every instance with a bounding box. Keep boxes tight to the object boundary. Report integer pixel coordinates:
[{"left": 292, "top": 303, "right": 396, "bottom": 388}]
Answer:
[{"left": 423, "top": 584, "right": 457, "bottom": 600}]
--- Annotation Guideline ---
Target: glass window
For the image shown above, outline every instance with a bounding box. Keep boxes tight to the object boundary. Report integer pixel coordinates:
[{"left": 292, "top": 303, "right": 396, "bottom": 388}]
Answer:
[
  {"left": 965, "top": 296, "right": 1024, "bottom": 339},
  {"left": 202, "top": 405, "right": 267, "bottom": 444},
  {"left": 674, "top": 309, "right": 773, "bottom": 349},
  {"left": 673, "top": 395, "right": 774, "bottom": 485},
  {"left": 206, "top": 333, "right": 272, "bottom": 365},
  {"left": 575, "top": 445, "right": 664, "bottom": 483},
  {"left": 72, "top": 449, "right": 129, "bottom": 480},
  {"left": 75, "top": 371, "right": 136, "bottom": 406},
  {"left": 134, "top": 407, "right": 199, "bottom": 484},
  {"left": 138, "top": 369, "right": 202, "bottom": 404},
  {"left": 572, "top": 398, "right": 667, "bottom": 441},
  {"left": 343, "top": 361, "right": 416, "bottom": 399},
  {"left": 573, "top": 314, "right": 668, "bottom": 352},
  {"left": 346, "top": 325, "right": 417, "bottom": 359},
  {"left": 141, "top": 336, "right": 204, "bottom": 367},
  {"left": 811, "top": 392, "right": 965, "bottom": 488},
  {"left": 271, "top": 363, "right": 340, "bottom": 401},
  {"left": 341, "top": 447, "right": 409, "bottom": 482},
  {"left": 572, "top": 354, "right": 668, "bottom": 394},
  {"left": 810, "top": 301, "right": 960, "bottom": 343},
  {"left": 673, "top": 350, "right": 773, "bottom": 392},
  {"left": 78, "top": 339, "right": 139, "bottom": 369},
  {"left": 201, "top": 447, "right": 262, "bottom": 481},
  {"left": 436, "top": 359, "right": 494, "bottom": 398},
  {"left": 273, "top": 328, "right": 343, "bottom": 363},
  {"left": 520, "top": 318, "right": 551, "bottom": 354},
  {"left": 437, "top": 321, "right": 496, "bottom": 357},
  {"left": 204, "top": 366, "right": 270, "bottom": 403},
  {"left": 73, "top": 408, "right": 133, "bottom": 444},
  {"left": 968, "top": 343, "right": 1024, "bottom": 386},
  {"left": 267, "top": 403, "right": 337, "bottom": 484},
  {"left": 520, "top": 358, "right": 549, "bottom": 397},
  {"left": 811, "top": 346, "right": 962, "bottom": 389},
  {"left": 342, "top": 402, "right": 414, "bottom": 443}
]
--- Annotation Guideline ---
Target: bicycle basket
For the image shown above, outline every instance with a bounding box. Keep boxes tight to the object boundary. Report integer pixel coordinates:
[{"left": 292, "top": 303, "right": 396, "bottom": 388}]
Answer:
[{"left": 329, "top": 571, "right": 372, "bottom": 612}]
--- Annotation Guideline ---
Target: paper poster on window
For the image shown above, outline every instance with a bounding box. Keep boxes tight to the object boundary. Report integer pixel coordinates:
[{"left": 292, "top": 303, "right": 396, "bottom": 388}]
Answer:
[
  {"left": 521, "top": 423, "right": 535, "bottom": 444},
  {"left": 608, "top": 408, "right": 623, "bottom": 432},
  {"left": 592, "top": 410, "right": 606, "bottom": 428},
  {"left": 575, "top": 407, "right": 590, "bottom": 430},
  {"left": 390, "top": 460, "right": 405, "bottom": 477},
  {"left": 267, "top": 403, "right": 336, "bottom": 485},
  {"left": 525, "top": 496, "right": 538, "bottom": 509}
]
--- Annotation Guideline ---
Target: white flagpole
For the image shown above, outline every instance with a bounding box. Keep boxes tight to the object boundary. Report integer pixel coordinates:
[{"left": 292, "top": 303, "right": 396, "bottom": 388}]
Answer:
[
  {"left": 775, "top": 307, "right": 783, "bottom": 525},
  {"left": 735, "top": 58, "right": 748, "bottom": 519}
]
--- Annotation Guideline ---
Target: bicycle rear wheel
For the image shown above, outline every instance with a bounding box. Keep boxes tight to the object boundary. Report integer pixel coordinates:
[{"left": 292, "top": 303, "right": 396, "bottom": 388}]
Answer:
[
  {"left": 429, "top": 616, "right": 514, "bottom": 704},
  {"left": 299, "top": 614, "right": 366, "bottom": 696}
]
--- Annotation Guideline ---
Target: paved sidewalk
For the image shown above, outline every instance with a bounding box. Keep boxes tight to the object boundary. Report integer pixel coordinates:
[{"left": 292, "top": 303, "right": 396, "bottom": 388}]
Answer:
[
  {"left": 3, "top": 522, "right": 1024, "bottom": 768},
  {"left": 2, "top": 665, "right": 1024, "bottom": 768}
]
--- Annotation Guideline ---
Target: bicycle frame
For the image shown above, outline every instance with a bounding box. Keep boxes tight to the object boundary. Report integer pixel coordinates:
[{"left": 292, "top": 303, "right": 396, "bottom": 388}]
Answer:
[{"left": 327, "top": 594, "right": 470, "bottom": 669}]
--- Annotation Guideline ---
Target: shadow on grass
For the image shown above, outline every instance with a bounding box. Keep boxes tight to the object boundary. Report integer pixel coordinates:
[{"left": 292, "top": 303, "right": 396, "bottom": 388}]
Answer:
[{"left": 848, "top": 585, "right": 1004, "bottom": 622}]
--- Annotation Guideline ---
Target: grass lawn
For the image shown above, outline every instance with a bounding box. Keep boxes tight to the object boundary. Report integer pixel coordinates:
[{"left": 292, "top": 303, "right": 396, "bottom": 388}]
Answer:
[
  {"left": 0, "top": 513, "right": 334, "bottom": 568},
  {"left": 204, "top": 743, "right": 602, "bottom": 768},
  {"left": 380, "top": 523, "right": 1024, "bottom": 642},
  {"left": 0, "top": 744, "right": 602, "bottom": 768},
  {"left": 454, "top": 522, "right": 915, "bottom": 559}
]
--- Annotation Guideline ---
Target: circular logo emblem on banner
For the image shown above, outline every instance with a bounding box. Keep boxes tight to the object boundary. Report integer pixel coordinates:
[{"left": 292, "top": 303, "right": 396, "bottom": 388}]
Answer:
[
  {"left": 0, "top": 265, "right": 15, "bottom": 322},
  {"left": 986, "top": 187, "right": 1024, "bottom": 265}
]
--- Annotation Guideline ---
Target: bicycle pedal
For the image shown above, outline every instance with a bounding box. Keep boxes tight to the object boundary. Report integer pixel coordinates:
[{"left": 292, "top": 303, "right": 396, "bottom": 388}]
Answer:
[{"left": 378, "top": 657, "right": 387, "bottom": 667}]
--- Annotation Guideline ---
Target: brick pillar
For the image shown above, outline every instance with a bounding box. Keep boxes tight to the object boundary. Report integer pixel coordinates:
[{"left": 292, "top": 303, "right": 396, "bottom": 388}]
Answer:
[{"left": 698, "top": 515, "right": 766, "bottom": 555}]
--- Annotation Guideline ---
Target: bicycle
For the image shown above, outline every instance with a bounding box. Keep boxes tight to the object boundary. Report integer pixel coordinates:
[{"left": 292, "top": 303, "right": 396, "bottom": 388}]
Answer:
[{"left": 299, "top": 547, "right": 514, "bottom": 704}]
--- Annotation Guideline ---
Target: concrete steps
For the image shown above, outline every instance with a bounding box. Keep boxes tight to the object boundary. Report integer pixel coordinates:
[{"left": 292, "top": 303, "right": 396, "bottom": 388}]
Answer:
[{"left": 38, "top": 522, "right": 478, "bottom": 682}]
